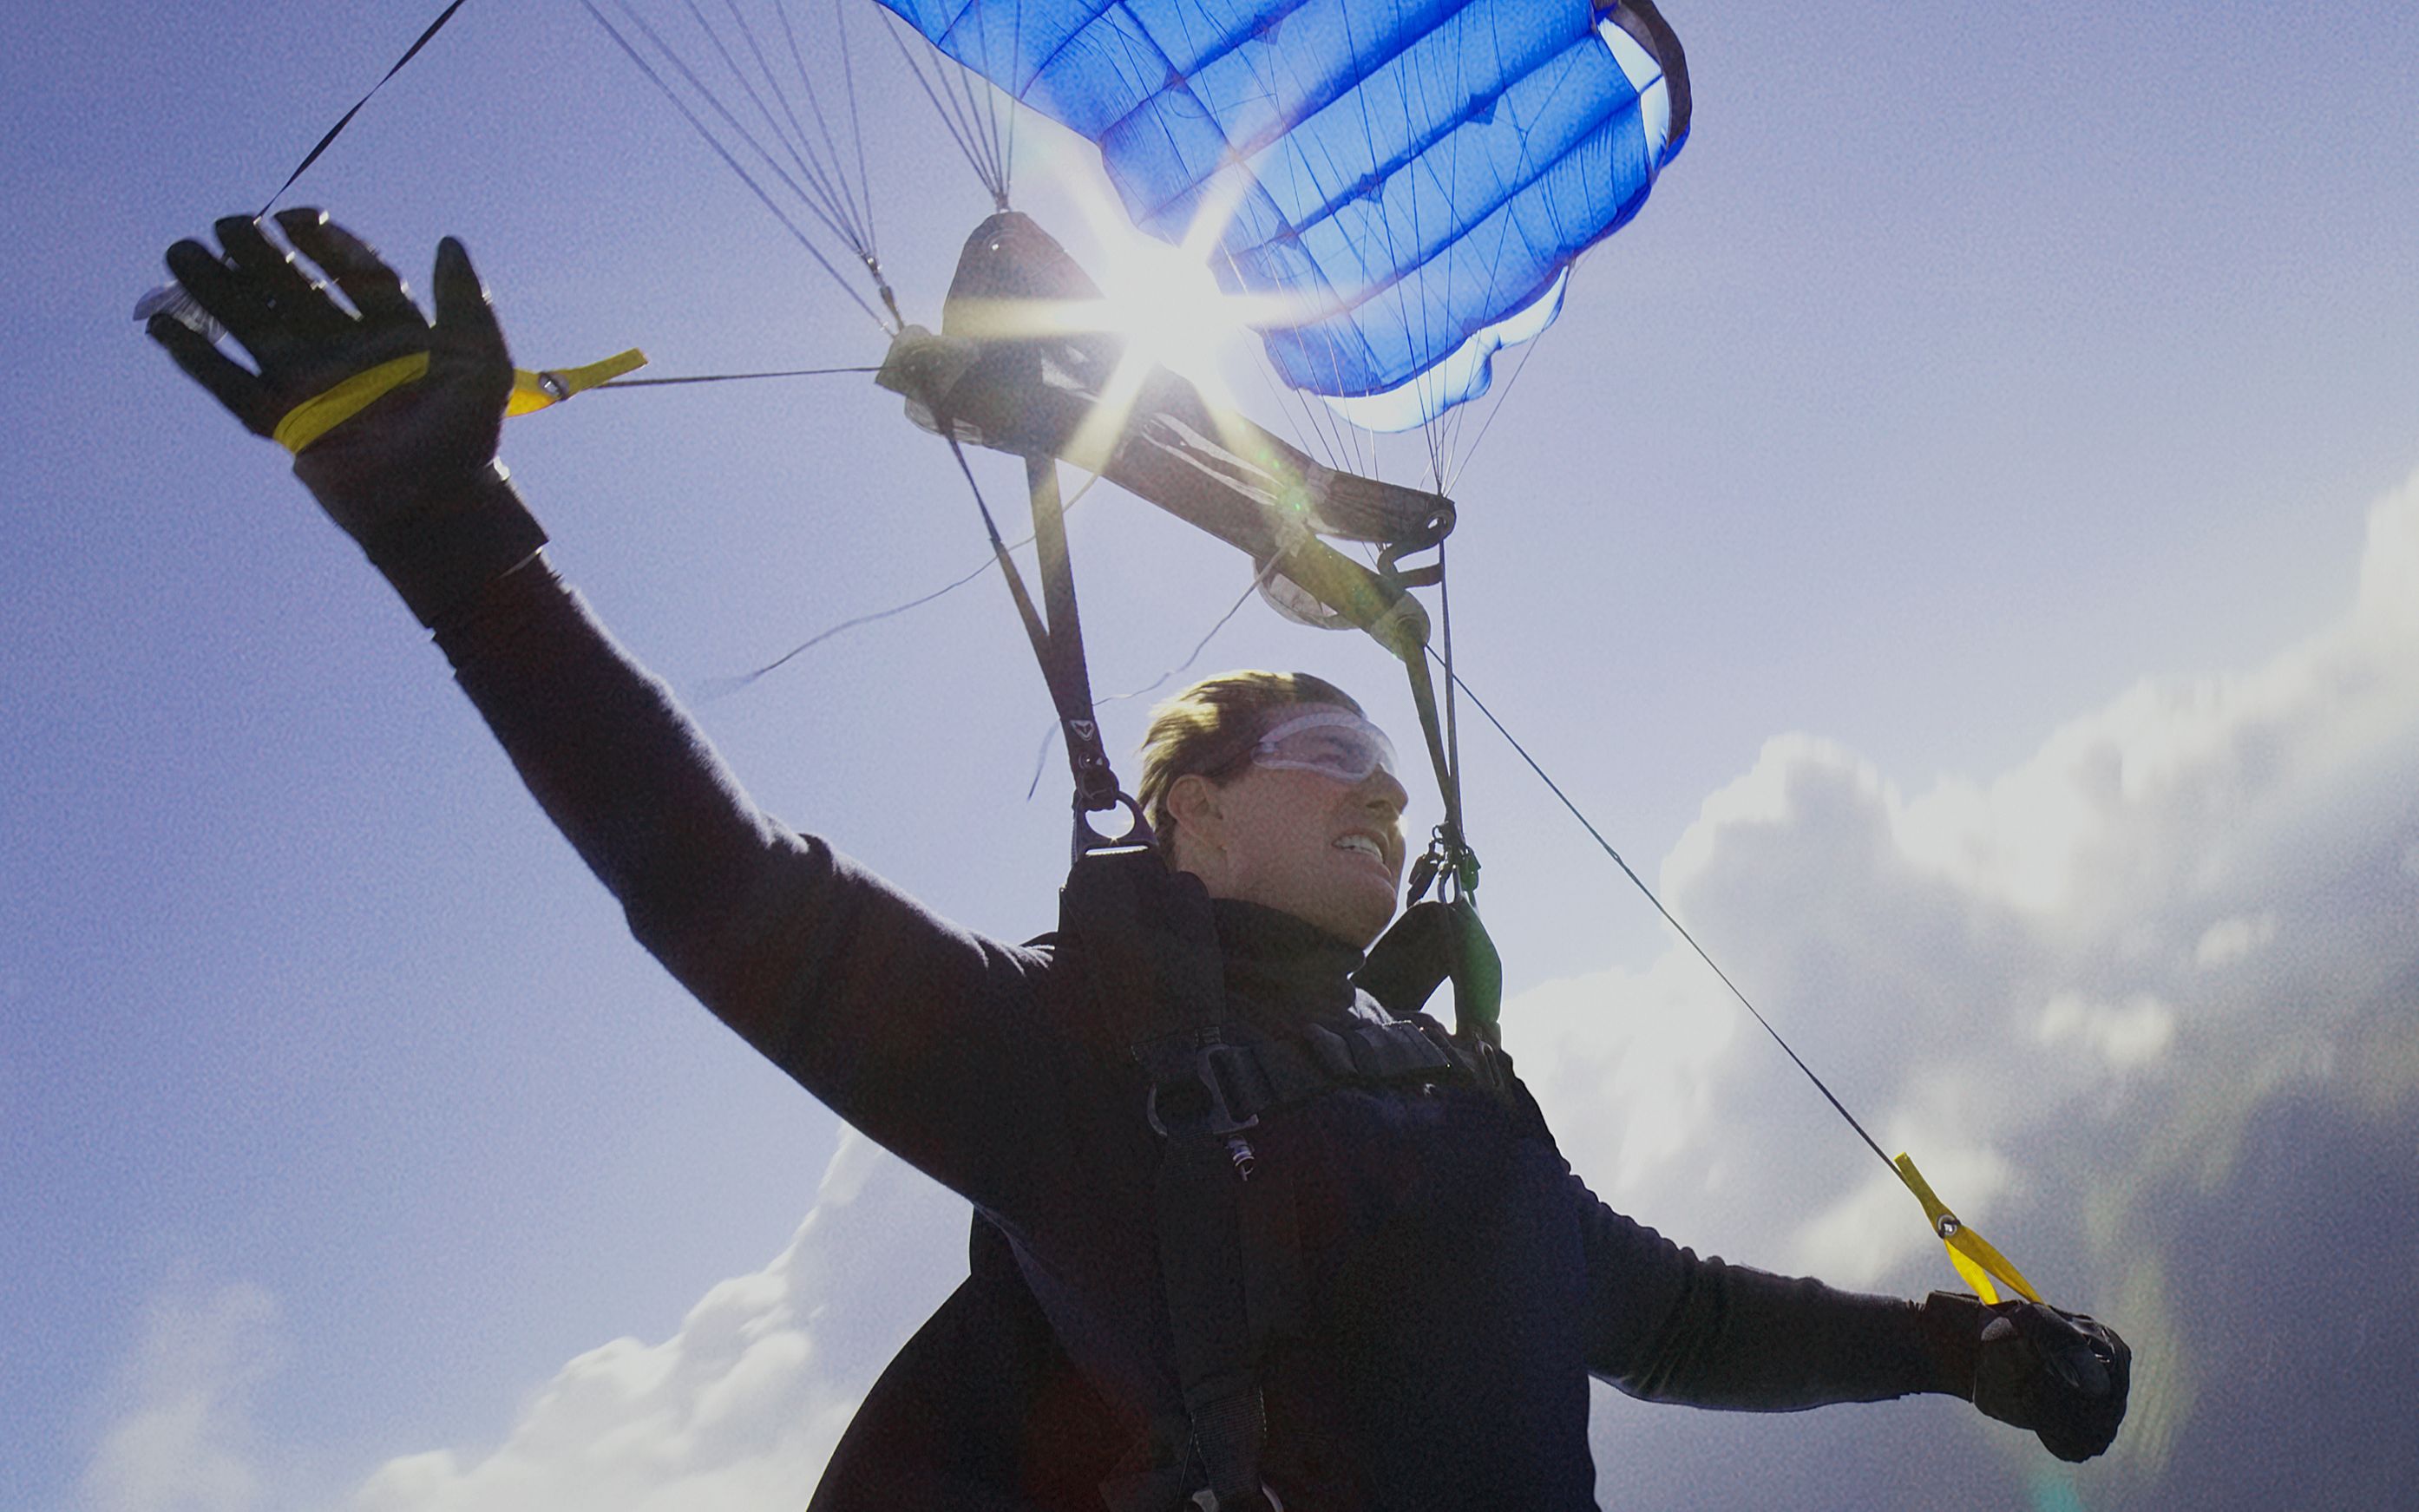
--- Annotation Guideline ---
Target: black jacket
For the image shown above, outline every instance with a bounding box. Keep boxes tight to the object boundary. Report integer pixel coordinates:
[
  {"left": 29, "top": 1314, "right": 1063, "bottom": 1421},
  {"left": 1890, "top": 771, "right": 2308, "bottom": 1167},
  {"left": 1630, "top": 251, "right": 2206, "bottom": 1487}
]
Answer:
[{"left": 434, "top": 562, "right": 1954, "bottom": 1510}]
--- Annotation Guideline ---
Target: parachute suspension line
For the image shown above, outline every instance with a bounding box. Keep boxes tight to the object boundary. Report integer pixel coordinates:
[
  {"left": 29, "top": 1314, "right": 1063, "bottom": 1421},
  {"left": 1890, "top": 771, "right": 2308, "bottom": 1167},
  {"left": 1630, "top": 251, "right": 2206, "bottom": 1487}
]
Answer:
[
  {"left": 593, "top": 0, "right": 859, "bottom": 257},
  {"left": 765, "top": 0, "right": 882, "bottom": 256},
  {"left": 678, "top": 0, "right": 852, "bottom": 237},
  {"left": 580, "top": 0, "right": 892, "bottom": 331},
  {"left": 825, "top": 0, "right": 886, "bottom": 294},
  {"left": 1337, "top": 0, "right": 1430, "bottom": 483},
  {"left": 1442, "top": 330, "right": 1543, "bottom": 497},
  {"left": 1242, "top": 8, "right": 1380, "bottom": 479},
  {"left": 1433, "top": 657, "right": 2049, "bottom": 1304},
  {"left": 699, "top": 0, "right": 896, "bottom": 319},
  {"left": 1423, "top": 39, "right": 1546, "bottom": 488},
  {"left": 697, "top": 468, "right": 1100, "bottom": 700},
  {"left": 1255, "top": 350, "right": 1355, "bottom": 483},
  {"left": 597, "top": 363, "right": 882, "bottom": 387},
  {"left": 882, "top": 11, "right": 1011, "bottom": 209},
  {"left": 1428, "top": 653, "right": 1899, "bottom": 1178},
  {"left": 259, "top": 0, "right": 476, "bottom": 215},
  {"left": 1385, "top": 30, "right": 1450, "bottom": 494},
  {"left": 999, "top": 0, "right": 1026, "bottom": 204}
]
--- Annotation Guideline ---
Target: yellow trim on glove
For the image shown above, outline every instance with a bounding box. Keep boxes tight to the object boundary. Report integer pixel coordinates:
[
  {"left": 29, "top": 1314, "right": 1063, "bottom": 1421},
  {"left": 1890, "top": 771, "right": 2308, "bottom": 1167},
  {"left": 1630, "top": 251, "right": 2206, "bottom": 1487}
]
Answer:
[{"left": 273, "top": 352, "right": 432, "bottom": 453}]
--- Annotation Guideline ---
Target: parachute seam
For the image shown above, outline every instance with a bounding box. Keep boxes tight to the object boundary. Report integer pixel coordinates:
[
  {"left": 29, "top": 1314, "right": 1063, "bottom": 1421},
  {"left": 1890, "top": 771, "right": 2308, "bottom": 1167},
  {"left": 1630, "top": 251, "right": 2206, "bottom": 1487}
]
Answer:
[
  {"left": 1278, "top": 25, "right": 1604, "bottom": 296},
  {"left": 1271, "top": 80, "right": 1638, "bottom": 399},
  {"left": 1115, "top": 0, "right": 1492, "bottom": 221}
]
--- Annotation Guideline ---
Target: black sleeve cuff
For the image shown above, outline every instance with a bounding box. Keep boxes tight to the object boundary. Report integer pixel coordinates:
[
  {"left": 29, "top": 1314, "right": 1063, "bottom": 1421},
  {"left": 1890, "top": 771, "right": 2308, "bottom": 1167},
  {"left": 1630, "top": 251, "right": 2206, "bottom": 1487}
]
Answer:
[
  {"left": 357, "top": 461, "right": 548, "bottom": 631},
  {"left": 1917, "top": 1290, "right": 1988, "bottom": 1399}
]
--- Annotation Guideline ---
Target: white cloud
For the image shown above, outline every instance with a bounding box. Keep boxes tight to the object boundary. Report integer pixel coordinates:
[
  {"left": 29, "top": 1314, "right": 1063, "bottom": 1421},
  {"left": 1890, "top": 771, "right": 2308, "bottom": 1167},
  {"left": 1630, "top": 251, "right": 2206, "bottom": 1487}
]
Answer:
[
  {"left": 2192, "top": 913, "right": 2276, "bottom": 969},
  {"left": 351, "top": 1130, "right": 968, "bottom": 1512},
  {"left": 81, "top": 1284, "right": 280, "bottom": 1512},
  {"left": 2036, "top": 990, "right": 2175, "bottom": 1070},
  {"left": 1515, "top": 464, "right": 2419, "bottom": 1300}
]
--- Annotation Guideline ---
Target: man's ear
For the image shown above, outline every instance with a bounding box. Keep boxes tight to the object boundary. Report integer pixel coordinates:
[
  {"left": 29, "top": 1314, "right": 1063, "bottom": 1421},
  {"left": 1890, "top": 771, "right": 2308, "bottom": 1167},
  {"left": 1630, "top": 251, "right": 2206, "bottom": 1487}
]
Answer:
[{"left": 1163, "top": 773, "right": 1225, "bottom": 869}]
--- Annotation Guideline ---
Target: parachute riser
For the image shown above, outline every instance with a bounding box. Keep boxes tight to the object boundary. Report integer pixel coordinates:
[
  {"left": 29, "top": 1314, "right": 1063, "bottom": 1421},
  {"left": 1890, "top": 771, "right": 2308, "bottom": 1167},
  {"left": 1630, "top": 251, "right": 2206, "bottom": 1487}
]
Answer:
[{"left": 934, "top": 416, "right": 1149, "bottom": 862}]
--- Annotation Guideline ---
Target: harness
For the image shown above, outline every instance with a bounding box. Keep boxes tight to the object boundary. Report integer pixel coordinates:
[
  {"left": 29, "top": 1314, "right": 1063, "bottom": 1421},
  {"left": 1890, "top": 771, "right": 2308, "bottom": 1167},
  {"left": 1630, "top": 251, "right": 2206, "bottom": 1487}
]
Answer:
[
  {"left": 889, "top": 210, "right": 1510, "bottom": 1510},
  {"left": 1059, "top": 846, "right": 1515, "bottom": 1512}
]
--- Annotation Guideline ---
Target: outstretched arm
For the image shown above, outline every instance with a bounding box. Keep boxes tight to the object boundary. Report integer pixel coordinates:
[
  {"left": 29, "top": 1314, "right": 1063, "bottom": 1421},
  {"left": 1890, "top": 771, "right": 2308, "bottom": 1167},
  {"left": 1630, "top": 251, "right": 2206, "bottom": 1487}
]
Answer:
[
  {"left": 148, "top": 214, "right": 1085, "bottom": 1217},
  {"left": 1574, "top": 1181, "right": 2129, "bottom": 1462}
]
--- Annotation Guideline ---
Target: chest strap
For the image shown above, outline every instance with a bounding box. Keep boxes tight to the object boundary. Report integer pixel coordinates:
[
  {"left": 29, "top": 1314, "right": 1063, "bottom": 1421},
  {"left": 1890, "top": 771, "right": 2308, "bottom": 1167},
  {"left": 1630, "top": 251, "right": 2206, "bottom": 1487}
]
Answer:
[{"left": 1146, "top": 1015, "right": 1513, "bottom": 1133}]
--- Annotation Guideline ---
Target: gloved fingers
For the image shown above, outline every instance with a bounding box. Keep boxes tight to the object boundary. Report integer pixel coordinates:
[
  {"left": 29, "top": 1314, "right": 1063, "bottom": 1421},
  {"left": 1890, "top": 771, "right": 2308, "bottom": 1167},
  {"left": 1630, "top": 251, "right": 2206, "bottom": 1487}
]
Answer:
[
  {"left": 276, "top": 209, "right": 423, "bottom": 329},
  {"left": 426, "top": 236, "right": 514, "bottom": 413},
  {"left": 163, "top": 236, "right": 278, "bottom": 358},
  {"left": 2070, "top": 1312, "right": 2131, "bottom": 1402},
  {"left": 2007, "top": 1304, "right": 2115, "bottom": 1397},
  {"left": 213, "top": 215, "right": 353, "bottom": 345},
  {"left": 147, "top": 311, "right": 279, "bottom": 435}
]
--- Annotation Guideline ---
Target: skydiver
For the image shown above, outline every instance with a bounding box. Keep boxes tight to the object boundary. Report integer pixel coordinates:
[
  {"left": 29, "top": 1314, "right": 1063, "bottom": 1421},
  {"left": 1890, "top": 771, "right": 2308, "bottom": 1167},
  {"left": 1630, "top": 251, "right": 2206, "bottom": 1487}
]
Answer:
[{"left": 148, "top": 212, "right": 2131, "bottom": 1511}]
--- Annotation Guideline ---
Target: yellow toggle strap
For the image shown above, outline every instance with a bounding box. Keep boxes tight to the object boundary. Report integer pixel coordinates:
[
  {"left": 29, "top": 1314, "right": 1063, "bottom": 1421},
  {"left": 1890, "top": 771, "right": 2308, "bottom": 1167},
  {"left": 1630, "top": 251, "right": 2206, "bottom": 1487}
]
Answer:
[
  {"left": 1893, "top": 1152, "right": 2043, "bottom": 1306},
  {"left": 505, "top": 349, "right": 650, "bottom": 416},
  {"left": 273, "top": 348, "right": 649, "bottom": 454}
]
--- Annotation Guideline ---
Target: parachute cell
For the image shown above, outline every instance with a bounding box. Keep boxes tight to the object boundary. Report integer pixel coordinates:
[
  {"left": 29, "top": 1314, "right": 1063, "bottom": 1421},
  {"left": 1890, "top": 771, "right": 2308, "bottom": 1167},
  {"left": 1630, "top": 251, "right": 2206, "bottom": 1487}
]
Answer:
[{"left": 875, "top": 0, "right": 1690, "bottom": 429}]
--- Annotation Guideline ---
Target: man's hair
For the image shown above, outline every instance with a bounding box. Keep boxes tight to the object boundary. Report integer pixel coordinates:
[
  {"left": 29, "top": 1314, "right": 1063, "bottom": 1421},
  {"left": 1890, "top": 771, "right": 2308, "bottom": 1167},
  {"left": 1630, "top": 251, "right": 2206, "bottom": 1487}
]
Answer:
[{"left": 1137, "top": 671, "right": 1362, "bottom": 857}]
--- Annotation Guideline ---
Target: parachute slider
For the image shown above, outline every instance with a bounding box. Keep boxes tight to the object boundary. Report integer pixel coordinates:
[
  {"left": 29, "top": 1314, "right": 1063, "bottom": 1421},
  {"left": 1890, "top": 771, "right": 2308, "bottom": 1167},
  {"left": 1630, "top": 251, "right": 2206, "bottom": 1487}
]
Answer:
[
  {"left": 876, "top": 324, "right": 1449, "bottom": 550},
  {"left": 880, "top": 213, "right": 1453, "bottom": 550},
  {"left": 880, "top": 324, "right": 1435, "bottom": 663}
]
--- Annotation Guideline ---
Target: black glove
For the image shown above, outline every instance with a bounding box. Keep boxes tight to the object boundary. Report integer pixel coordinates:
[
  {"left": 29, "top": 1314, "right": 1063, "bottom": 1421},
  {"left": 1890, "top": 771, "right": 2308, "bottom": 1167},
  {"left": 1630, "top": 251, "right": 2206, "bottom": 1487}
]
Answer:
[
  {"left": 148, "top": 211, "right": 539, "bottom": 627},
  {"left": 1922, "top": 1290, "right": 2131, "bottom": 1463}
]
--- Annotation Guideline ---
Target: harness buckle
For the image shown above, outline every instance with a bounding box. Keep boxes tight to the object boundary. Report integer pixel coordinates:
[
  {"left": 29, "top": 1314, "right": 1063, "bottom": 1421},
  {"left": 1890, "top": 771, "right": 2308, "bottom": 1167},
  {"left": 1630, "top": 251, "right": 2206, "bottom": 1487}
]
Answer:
[{"left": 1144, "top": 1039, "right": 1263, "bottom": 1139}]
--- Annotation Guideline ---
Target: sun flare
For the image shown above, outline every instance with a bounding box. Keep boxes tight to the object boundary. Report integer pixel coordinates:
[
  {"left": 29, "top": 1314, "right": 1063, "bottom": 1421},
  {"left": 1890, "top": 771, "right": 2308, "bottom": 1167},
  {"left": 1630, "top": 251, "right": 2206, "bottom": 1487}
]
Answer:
[{"left": 1092, "top": 232, "right": 1246, "bottom": 389}]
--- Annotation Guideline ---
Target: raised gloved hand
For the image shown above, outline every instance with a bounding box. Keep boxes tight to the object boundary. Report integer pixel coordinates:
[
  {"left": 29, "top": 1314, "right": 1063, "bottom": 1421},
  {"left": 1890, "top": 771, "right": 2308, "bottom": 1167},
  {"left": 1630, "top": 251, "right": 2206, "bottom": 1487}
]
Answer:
[
  {"left": 1923, "top": 1290, "right": 2131, "bottom": 1462},
  {"left": 148, "top": 212, "right": 536, "bottom": 628}
]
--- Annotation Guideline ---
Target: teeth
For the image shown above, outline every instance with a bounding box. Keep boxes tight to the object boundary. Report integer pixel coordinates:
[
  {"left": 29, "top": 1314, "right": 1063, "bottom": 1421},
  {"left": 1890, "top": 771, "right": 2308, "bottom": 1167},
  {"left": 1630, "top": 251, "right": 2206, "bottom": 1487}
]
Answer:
[{"left": 1335, "top": 835, "right": 1382, "bottom": 859}]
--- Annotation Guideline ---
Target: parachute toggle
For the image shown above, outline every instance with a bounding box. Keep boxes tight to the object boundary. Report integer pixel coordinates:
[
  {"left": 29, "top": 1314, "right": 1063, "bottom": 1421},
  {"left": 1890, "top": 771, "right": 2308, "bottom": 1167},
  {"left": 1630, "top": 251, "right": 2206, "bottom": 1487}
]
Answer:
[
  {"left": 266, "top": 348, "right": 649, "bottom": 455},
  {"left": 1893, "top": 1153, "right": 2043, "bottom": 1306}
]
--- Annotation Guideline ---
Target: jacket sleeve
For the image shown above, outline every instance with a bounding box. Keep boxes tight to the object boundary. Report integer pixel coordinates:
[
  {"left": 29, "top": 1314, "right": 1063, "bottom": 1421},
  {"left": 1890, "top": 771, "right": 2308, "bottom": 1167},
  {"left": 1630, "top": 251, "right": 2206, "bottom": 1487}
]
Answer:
[
  {"left": 1571, "top": 1175, "right": 1957, "bottom": 1411},
  {"left": 431, "top": 555, "right": 1092, "bottom": 1217}
]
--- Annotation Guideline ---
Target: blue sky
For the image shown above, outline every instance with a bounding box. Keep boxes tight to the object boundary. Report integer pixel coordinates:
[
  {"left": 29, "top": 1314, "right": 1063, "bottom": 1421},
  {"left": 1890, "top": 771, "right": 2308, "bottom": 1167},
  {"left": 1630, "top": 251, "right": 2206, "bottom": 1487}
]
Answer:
[{"left": 5, "top": 3, "right": 2417, "bottom": 1509}]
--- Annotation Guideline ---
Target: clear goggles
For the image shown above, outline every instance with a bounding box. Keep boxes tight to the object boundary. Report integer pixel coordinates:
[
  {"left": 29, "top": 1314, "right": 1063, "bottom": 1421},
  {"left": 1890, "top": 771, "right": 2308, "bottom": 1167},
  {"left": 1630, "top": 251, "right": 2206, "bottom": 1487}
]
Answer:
[{"left": 1249, "top": 709, "right": 1400, "bottom": 785}]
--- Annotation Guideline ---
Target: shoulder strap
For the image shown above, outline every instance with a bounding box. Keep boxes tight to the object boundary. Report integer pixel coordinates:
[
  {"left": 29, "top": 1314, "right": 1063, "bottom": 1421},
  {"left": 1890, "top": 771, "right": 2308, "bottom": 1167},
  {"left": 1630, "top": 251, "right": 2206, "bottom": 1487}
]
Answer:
[
  {"left": 1057, "top": 848, "right": 1285, "bottom": 1512},
  {"left": 1357, "top": 895, "right": 1504, "bottom": 1049}
]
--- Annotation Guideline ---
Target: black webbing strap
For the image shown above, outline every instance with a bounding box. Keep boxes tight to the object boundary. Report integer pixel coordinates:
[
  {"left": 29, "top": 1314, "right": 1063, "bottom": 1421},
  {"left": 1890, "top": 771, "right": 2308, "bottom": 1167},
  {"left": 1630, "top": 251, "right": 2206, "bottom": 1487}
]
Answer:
[
  {"left": 942, "top": 433, "right": 1142, "bottom": 856},
  {"left": 1059, "top": 849, "right": 1286, "bottom": 1512}
]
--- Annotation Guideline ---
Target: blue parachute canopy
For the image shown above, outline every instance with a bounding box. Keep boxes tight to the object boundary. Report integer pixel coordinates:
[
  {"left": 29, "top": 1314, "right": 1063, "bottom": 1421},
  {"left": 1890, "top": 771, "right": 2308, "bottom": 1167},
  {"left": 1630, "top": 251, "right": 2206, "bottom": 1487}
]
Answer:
[{"left": 875, "top": 0, "right": 1689, "bottom": 429}]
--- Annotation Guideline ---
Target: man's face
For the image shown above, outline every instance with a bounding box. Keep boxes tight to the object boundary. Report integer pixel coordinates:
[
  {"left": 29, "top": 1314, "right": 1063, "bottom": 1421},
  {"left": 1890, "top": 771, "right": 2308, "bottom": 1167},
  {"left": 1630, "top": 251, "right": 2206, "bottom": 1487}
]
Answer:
[{"left": 1173, "top": 705, "right": 1410, "bottom": 946}]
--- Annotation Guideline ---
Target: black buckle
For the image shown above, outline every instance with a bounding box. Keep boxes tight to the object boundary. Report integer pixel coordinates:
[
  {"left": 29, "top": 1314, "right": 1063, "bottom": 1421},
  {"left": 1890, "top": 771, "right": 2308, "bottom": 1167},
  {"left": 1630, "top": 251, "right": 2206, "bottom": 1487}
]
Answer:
[
  {"left": 1144, "top": 1040, "right": 1263, "bottom": 1139},
  {"left": 1073, "top": 790, "right": 1153, "bottom": 861}
]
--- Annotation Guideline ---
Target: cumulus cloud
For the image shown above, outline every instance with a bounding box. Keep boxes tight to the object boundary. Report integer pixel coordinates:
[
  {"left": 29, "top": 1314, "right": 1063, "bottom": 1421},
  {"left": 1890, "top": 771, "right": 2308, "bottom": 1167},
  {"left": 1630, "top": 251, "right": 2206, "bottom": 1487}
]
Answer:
[
  {"left": 1506, "top": 467, "right": 2419, "bottom": 1499},
  {"left": 351, "top": 1130, "right": 968, "bottom": 1512},
  {"left": 81, "top": 1284, "right": 281, "bottom": 1512}
]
